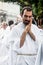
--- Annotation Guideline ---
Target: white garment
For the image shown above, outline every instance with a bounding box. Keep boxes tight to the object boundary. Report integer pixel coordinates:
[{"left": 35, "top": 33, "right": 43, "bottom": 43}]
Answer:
[
  {"left": 0, "top": 26, "right": 11, "bottom": 65},
  {"left": 0, "top": 38, "right": 11, "bottom": 65},
  {"left": 0, "top": 28, "right": 5, "bottom": 40},
  {"left": 8, "top": 22, "right": 42, "bottom": 65},
  {"left": 0, "top": 26, "right": 10, "bottom": 40},
  {"left": 0, "top": 22, "right": 42, "bottom": 65},
  {"left": 35, "top": 41, "right": 43, "bottom": 65}
]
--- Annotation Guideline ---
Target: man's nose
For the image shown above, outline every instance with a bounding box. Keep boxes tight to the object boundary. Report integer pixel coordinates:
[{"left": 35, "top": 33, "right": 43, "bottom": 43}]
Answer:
[{"left": 26, "top": 17, "right": 30, "bottom": 20}]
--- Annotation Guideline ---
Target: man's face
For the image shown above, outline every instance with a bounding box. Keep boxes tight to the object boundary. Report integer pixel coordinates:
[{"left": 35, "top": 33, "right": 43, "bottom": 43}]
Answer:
[
  {"left": 22, "top": 9, "right": 32, "bottom": 25},
  {"left": 2, "top": 23, "right": 7, "bottom": 29}
]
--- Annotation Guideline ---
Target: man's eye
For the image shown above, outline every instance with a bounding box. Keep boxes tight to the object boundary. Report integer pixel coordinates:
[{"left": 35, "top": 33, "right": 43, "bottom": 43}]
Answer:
[
  {"left": 24, "top": 15, "right": 28, "bottom": 17},
  {"left": 24, "top": 15, "right": 32, "bottom": 18},
  {"left": 29, "top": 16, "right": 32, "bottom": 18}
]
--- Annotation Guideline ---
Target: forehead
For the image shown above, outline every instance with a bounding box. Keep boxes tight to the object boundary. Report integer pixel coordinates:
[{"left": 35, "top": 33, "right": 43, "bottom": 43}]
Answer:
[{"left": 23, "top": 9, "right": 32, "bottom": 16}]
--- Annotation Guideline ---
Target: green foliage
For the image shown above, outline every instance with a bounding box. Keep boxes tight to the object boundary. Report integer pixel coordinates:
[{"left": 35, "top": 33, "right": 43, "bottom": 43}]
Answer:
[{"left": 4, "top": 0, "right": 43, "bottom": 17}]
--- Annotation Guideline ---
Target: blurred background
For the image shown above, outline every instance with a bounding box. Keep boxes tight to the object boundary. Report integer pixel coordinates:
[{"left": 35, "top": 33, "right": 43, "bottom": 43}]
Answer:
[{"left": 0, "top": 0, "right": 43, "bottom": 28}]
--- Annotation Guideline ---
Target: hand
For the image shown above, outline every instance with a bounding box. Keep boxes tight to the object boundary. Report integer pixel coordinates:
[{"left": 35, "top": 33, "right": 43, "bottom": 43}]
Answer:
[
  {"left": 25, "top": 22, "right": 31, "bottom": 33},
  {"left": 20, "top": 22, "right": 31, "bottom": 48},
  {"left": 25, "top": 22, "right": 36, "bottom": 41}
]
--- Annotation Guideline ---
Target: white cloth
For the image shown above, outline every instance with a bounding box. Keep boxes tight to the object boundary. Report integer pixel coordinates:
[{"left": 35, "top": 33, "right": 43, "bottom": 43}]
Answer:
[
  {"left": 0, "top": 39, "right": 11, "bottom": 65},
  {"left": 0, "top": 28, "right": 5, "bottom": 40},
  {"left": 35, "top": 41, "right": 43, "bottom": 65},
  {"left": 0, "top": 26, "right": 11, "bottom": 65},
  {"left": 0, "top": 22, "right": 43, "bottom": 65},
  {"left": 8, "top": 22, "right": 42, "bottom": 65},
  {"left": 0, "top": 26, "right": 10, "bottom": 40}
]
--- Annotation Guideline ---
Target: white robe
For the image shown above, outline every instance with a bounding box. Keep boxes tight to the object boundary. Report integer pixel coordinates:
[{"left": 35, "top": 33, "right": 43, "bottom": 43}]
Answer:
[
  {"left": 8, "top": 22, "right": 42, "bottom": 65},
  {"left": 0, "top": 26, "right": 10, "bottom": 40},
  {"left": 35, "top": 41, "right": 43, "bottom": 65},
  {"left": 0, "top": 27, "right": 11, "bottom": 65},
  {"left": 0, "top": 22, "right": 43, "bottom": 65}
]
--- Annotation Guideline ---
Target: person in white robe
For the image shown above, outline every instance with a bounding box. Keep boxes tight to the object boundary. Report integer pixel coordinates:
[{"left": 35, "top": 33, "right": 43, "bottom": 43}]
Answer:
[
  {"left": 0, "top": 22, "right": 8, "bottom": 40},
  {"left": 0, "top": 22, "right": 11, "bottom": 65},
  {"left": 8, "top": 20, "right": 15, "bottom": 30},
  {"left": 0, "top": 6, "right": 43, "bottom": 65},
  {"left": 6, "top": 6, "right": 43, "bottom": 65}
]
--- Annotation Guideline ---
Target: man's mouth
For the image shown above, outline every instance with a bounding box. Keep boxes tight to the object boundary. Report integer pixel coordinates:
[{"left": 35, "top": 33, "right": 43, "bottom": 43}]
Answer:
[{"left": 23, "top": 20, "right": 30, "bottom": 25}]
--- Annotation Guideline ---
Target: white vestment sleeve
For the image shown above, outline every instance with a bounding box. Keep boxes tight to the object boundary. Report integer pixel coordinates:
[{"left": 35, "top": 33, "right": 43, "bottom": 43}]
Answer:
[{"left": 35, "top": 42, "right": 43, "bottom": 65}]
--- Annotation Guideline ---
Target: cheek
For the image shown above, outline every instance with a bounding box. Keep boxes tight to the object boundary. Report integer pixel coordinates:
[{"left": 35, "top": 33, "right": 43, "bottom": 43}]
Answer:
[
  {"left": 22, "top": 17, "right": 26, "bottom": 21},
  {"left": 30, "top": 18, "right": 32, "bottom": 22}
]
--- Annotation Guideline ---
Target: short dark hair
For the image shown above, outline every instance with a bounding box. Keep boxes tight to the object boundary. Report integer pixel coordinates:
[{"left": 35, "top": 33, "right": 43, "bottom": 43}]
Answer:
[
  {"left": 21, "top": 6, "right": 32, "bottom": 15},
  {"left": 8, "top": 20, "right": 14, "bottom": 26}
]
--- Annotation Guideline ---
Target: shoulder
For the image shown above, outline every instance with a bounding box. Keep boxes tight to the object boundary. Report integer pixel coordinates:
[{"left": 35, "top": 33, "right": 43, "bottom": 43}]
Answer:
[
  {"left": 10, "top": 22, "right": 24, "bottom": 38},
  {"left": 12, "top": 22, "right": 24, "bottom": 32},
  {"left": 32, "top": 24, "right": 40, "bottom": 30},
  {"left": 31, "top": 24, "right": 41, "bottom": 36}
]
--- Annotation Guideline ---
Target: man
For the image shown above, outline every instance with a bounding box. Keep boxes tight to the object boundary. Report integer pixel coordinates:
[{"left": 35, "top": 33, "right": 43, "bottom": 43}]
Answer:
[
  {"left": 8, "top": 20, "right": 15, "bottom": 30},
  {"left": 0, "top": 22, "right": 8, "bottom": 40},
  {"left": 0, "top": 22, "right": 11, "bottom": 65},
  {"left": 8, "top": 6, "right": 43, "bottom": 65},
  {"left": 1, "top": 6, "right": 42, "bottom": 65}
]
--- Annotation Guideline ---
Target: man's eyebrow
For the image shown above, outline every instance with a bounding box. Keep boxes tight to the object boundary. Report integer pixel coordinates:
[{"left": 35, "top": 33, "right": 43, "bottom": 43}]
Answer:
[
  {"left": 24, "top": 15, "right": 32, "bottom": 17},
  {"left": 24, "top": 15, "right": 28, "bottom": 16}
]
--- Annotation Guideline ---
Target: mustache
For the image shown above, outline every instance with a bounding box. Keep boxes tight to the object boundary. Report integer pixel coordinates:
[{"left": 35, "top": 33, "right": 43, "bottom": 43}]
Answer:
[
  {"left": 25, "top": 20, "right": 30, "bottom": 23},
  {"left": 23, "top": 20, "right": 30, "bottom": 25}
]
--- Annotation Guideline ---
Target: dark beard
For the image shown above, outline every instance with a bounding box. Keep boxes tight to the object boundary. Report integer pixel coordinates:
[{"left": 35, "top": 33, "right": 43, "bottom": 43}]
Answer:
[{"left": 23, "top": 20, "right": 30, "bottom": 25}]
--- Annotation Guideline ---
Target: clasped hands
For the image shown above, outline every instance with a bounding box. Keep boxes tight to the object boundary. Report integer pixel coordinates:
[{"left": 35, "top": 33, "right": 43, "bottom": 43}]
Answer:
[{"left": 20, "top": 23, "right": 36, "bottom": 48}]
